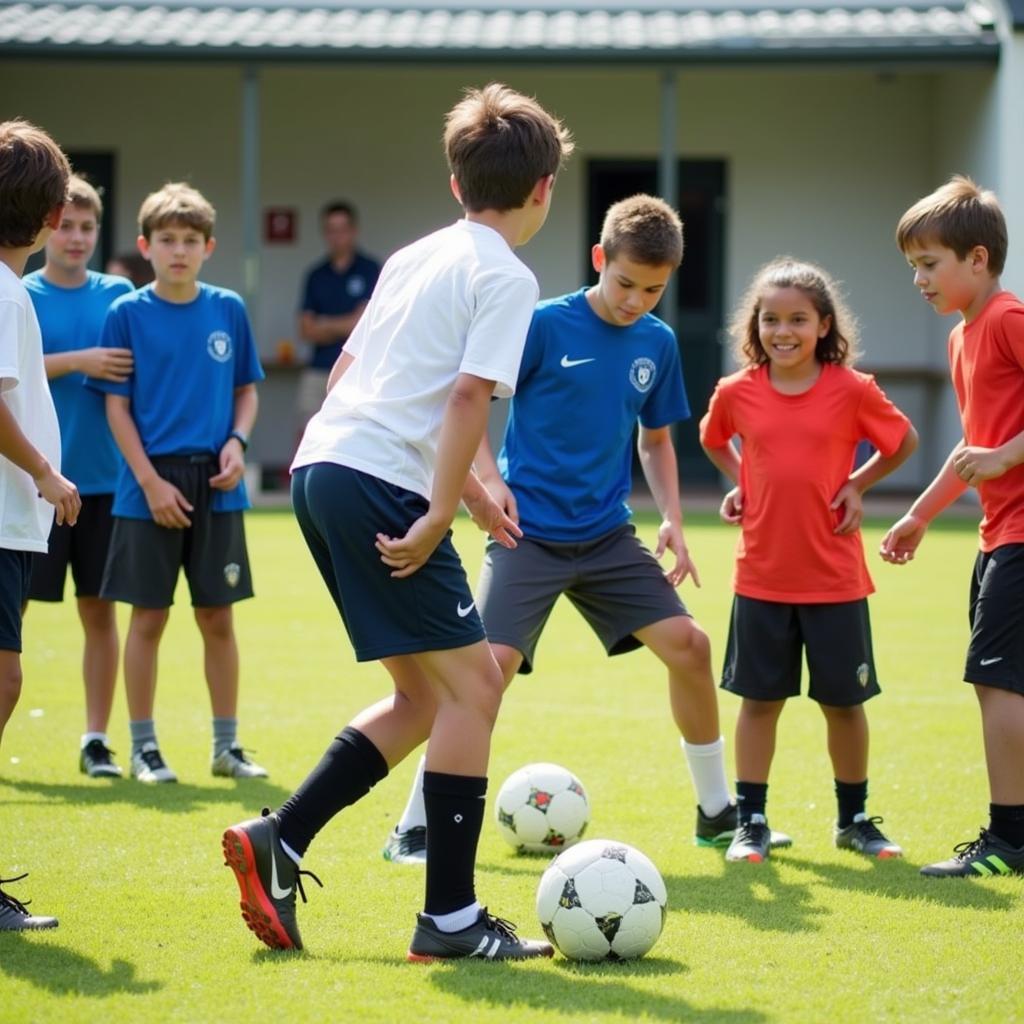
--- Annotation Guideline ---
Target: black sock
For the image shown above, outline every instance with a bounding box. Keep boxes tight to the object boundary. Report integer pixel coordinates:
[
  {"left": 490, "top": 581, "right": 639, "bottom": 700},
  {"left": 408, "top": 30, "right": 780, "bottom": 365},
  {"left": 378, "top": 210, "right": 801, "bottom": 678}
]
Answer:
[
  {"left": 735, "top": 781, "right": 768, "bottom": 824},
  {"left": 835, "top": 779, "right": 868, "bottom": 829},
  {"left": 423, "top": 770, "right": 487, "bottom": 917},
  {"left": 988, "top": 803, "right": 1024, "bottom": 848},
  {"left": 277, "top": 726, "right": 388, "bottom": 857}
]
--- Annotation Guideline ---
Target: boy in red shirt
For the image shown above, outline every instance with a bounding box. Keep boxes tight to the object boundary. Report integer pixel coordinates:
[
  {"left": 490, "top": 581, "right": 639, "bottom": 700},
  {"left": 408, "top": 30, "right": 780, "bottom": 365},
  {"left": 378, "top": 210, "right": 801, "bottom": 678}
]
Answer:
[{"left": 884, "top": 176, "right": 1024, "bottom": 877}]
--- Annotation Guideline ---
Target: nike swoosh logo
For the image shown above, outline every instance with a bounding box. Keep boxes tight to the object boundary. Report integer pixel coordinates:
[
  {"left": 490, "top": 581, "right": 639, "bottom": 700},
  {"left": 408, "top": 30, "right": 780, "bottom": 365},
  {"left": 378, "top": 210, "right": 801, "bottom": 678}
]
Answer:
[
  {"left": 560, "top": 355, "right": 595, "bottom": 368},
  {"left": 270, "top": 849, "right": 292, "bottom": 900},
  {"left": 457, "top": 601, "right": 476, "bottom": 618},
  {"left": 979, "top": 656, "right": 1003, "bottom": 666}
]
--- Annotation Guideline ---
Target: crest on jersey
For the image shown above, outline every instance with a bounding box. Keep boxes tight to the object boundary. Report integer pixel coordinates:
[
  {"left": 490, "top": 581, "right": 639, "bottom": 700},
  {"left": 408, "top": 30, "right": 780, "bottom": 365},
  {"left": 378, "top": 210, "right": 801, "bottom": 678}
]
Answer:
[
  {"left": 346, "top": 275, "right": 366, "bottom": 297},
  {"left": 629, "top": 357, "right": 656, "bottom": 393},
  {"left": 224, "top": 562, "right": 241, "bottom": 588},
  {"left": 207, "top": 331, "right": 232, "bottom": 363}
]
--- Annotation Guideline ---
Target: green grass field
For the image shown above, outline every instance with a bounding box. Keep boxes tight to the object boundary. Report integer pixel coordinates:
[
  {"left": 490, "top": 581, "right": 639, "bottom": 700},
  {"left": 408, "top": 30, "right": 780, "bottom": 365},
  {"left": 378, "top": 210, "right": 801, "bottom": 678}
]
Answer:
[{"left": 2, "top": 510, "right": 1019, "bottom": 1024}]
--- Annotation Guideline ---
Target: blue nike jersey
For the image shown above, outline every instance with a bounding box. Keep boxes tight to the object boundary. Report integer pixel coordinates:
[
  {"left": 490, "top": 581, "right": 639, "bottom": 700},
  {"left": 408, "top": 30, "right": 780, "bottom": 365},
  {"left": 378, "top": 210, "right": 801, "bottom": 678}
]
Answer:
[
  {"left": 499, "top": 288, "right": 690, "bottom": 541},
  {"left": 87, "top": 283, "right": 264, "bottom": 519},
  {"left": 24, "top": 270, "right": 133, "bottom": 495}
]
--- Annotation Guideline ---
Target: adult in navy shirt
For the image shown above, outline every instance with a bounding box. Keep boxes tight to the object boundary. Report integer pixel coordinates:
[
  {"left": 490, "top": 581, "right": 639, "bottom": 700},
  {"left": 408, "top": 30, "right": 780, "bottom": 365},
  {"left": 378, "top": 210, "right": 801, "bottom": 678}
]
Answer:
[
  {"left": 296, "top": 200, "right": 380, "bottom": 421},
  {"left": 383, "top": 196, "right": 757, "bottom": 867}
]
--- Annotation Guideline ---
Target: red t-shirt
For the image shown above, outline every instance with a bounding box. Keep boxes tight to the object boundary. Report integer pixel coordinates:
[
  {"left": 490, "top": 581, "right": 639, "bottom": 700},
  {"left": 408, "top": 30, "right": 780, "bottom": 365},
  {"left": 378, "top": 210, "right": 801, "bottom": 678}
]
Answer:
[
  {"left": 949, "top": 290, "right": 1024, "bottom": 552},
  {"left": 700, "top": 363, "right": 910, "bottom": 603}
]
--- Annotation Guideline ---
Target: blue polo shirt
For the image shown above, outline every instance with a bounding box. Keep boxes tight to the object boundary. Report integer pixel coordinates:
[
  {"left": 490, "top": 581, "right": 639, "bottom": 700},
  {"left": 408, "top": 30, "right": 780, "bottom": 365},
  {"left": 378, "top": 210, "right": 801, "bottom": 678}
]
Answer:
[
  {"left": 499, "top": 289, "right": 690, "bottom": 542},
  {"left": 24, "top": 270, "right": 133, "bottom": 495},
  {"left": 87, "top": 283, "right": 265, "bottom": 519},
  {"left": 299, "top": 252, "right": 381, "bottom": 369}
]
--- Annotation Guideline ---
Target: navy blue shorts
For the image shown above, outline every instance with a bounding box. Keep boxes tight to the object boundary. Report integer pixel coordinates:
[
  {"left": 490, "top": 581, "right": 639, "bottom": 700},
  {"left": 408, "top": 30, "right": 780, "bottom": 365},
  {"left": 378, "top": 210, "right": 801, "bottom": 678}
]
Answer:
[
  {"left": 291, "top": 463, "right": 485, "bottom": 661},
  {"left": 965, "top": 543, "right": 1024, "bottom": 696},
  {"left": 0, "top": 548, "right": 32, "bottom": 652}
]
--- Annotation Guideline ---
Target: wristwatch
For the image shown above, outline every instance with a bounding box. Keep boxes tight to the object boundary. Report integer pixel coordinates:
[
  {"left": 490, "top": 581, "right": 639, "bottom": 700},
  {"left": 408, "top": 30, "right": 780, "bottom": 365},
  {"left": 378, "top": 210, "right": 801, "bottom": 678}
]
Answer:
[{"left": 228, "top": 430, "right": 249, "bottom": 451}]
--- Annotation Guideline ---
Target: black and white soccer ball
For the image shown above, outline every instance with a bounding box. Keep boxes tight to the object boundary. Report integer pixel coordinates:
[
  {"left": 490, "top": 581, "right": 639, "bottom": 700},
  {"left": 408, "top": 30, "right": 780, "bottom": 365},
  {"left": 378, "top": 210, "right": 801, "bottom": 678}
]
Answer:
[
  {"left": 494, "top": 762, "right": 590, "bottom": 854},
  {"left": 536, "top": 839, "right": 667, "bottom": 961}
]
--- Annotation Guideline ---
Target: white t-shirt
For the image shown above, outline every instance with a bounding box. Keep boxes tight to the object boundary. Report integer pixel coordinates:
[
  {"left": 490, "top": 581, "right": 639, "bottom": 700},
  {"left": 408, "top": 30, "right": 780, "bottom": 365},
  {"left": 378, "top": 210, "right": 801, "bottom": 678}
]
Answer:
[
  {"left": 293, "top": 219, "right": 539, "bottom": 499},
  {"left": 0, "top": 262, "right": 61, "bottom": 552}
]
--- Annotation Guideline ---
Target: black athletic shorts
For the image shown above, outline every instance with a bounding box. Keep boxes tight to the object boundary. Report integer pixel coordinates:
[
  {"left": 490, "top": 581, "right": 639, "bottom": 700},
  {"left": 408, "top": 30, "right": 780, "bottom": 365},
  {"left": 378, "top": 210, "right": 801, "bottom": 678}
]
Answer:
[
  {"left": 100, "top": 455, "right": 253, "bottom": 609},
  {"left": 0, "top": 548, "right": 32, "bottom": 652},
  {"left": 291, "top": 462, "right": 485, "bottom": 662},
  {"left": 29, "top": 493, "right": 114, "bottom": 602},
  {"left": 965, "top": 543, "right": 1024, "bottom": 696},
  {"left": 478, "top": 524, "right": 689, "bottom": 674},
  {"left": 721, "top": 594, "right": 880, "bottom": 706}
]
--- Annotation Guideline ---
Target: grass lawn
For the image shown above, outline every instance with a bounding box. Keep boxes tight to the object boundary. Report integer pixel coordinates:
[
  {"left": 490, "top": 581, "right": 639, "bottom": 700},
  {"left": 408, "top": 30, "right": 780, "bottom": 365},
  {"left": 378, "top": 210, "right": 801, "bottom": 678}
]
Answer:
[{"left": 2, "top": 509, "right": 1019, "bottom": 1023}]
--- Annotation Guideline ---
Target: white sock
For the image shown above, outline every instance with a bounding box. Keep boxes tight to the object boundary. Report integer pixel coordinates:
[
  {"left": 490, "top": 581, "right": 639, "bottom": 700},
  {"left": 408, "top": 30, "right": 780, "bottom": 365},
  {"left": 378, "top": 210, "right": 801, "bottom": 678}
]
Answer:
[
  {"left": 426, "top": 901, "right": 480, "bottom": 933},
  {"left": 81, "top": 732, "right": 108, "bottom": 748},
  {"left": 397, "top": 754, "right": 428, "bottom": 832},
  {"left": 279, "top": 838, "right": 302, "bottom": 865},
  {"left": 682, "top": 736, "right": 731, "bottom": 818}
]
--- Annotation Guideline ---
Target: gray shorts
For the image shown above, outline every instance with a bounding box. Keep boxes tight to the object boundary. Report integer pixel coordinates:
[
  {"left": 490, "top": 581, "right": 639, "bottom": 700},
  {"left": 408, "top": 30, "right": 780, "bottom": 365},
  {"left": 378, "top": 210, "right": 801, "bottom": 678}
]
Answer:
[{"left": 477, "top": 524, "right": 688, "bottom": 674}]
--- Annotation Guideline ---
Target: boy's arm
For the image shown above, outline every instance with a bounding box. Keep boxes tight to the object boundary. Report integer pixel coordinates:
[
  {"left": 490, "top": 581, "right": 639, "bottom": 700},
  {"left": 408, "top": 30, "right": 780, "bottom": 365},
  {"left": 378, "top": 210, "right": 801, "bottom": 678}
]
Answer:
[
  {"left": 638, "top": 425, "right": 699, "bottom": 587},
  {"left": 105, "top": 394, "right": 193, "bottom": 528},
  {"left": 0, "top": 398, "right": 80, "bottom": 525},
  {"left": 44, "top": 348, "right": 132, "bottom": 382},
  {"left": 832, "top": 424, "right": 919, "bottom": 535},
  {"left": 375, "top": 372, "right": 496, "bottom": 577},
  {"left": 880, "top": 439, "right": 968, "bottom": 564},
  {"left": 210, "top": 384, "right": 258, "bottom": 491},
  {"left": 952, "top": 429, "right": 1024, "bottom": 486},
  {"left": 702, "top": 440, "right": 744, "bottom": 524}
]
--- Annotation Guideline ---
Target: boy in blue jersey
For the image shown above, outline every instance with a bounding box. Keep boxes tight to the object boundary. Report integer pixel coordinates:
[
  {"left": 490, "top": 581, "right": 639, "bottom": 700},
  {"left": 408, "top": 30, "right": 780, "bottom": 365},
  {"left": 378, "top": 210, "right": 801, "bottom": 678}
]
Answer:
[
  {"left": 87, "top": 182, "right": 268, "bottom": 785},
  {"left": 25, "top": 175, "right": 133, "bottom": 779},
  {"left": 385, "top": 195, "right": 773, "bottom": 864}
]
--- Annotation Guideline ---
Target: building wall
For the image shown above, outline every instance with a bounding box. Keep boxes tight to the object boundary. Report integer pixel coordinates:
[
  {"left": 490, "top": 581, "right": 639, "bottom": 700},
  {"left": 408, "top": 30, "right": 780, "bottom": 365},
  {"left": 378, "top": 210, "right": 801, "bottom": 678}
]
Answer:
[{"left": 0, "top": 57, "right": 1000, "bottom": 487}]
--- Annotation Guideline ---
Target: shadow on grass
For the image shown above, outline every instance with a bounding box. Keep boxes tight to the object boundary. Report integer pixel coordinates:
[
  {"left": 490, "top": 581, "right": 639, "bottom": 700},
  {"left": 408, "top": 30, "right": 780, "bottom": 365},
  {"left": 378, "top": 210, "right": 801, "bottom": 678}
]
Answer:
[
  {"left": 0, "top": 937, "right": 160, "bottom": 997},
  {"left": 0, "top": 776, "right": 292, "bottom": 814}
]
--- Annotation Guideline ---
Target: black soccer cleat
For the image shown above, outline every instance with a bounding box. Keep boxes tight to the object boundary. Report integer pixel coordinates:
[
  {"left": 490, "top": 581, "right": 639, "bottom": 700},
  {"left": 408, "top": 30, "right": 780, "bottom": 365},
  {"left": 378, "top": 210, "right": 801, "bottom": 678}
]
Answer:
[
  {"left": 920, "top": 828, "right": 1024, "bottom": 878},
  {"left": 222, "top": 808, "right": 321, "bottom": 950},
  {"left": 0, "top": 873, "right": 58, "bottom": 931},
  {"left": 696, "top": 802, "right": 793, "bottom": 850},
  {"left": 407, "top": 908, "right": 555, "bottom": 963},
  {"left": 79, "top": 738, "right": 123, "bottom": 779}
]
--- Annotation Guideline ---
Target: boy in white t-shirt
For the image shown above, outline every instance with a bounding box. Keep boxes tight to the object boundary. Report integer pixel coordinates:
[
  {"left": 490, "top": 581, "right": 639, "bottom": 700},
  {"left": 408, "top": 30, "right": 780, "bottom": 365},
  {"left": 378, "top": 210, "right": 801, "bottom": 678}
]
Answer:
[
  {"left": 223, "top": 84, "right": 573, "bottom": 961},
  {"left": 0, "top": 119, "right": 81, "bottom": 931}
]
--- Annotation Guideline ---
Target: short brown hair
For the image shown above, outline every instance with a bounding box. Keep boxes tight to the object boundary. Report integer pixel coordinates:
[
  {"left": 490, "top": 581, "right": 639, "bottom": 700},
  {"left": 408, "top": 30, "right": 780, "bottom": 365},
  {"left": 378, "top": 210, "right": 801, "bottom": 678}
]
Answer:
[
  {"left": 444, "top": 83, "right": 573, "bottom": 213},
  {"left": 600, "top": 194, "right": 683, "bottom": 268},
  {"left": 732, "top": 257, "right": 859, "bottom": 368},
  {"left": 0, "top": 119, "right": 70, "bottom": 249},
  {"left": 66, "top": 174, "right": 103, "bottom": 220},
  {"left": 138, "top": 182, "right": 215, "bottom": 240},
  {"left": 896, "top": 175, "right": 1007, "bottom": 276}
]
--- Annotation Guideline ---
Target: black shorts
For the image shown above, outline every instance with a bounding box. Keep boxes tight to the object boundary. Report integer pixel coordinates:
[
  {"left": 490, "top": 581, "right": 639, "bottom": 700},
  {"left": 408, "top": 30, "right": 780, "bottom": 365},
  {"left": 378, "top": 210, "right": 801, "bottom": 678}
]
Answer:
[
  {"left": 291, "top": 462, "right": 485, "bottom": 662},
  {"left": 721, "top": 595, "right": 880, "bottom": 706},
  {"left": 478, "top": 525, "right": 689, "bottom": 674},
  {"left": 965, "top": 543, "right": 1024, "bottom": 696},
  {"left": 0, "top": 548, "right": 32, "bottom": 652},
  {"left": 29, "top": 493, "right": 114, "bottom": 602},
  {"left": 100, "top": 456, "right": 253, "bottom": 609}
]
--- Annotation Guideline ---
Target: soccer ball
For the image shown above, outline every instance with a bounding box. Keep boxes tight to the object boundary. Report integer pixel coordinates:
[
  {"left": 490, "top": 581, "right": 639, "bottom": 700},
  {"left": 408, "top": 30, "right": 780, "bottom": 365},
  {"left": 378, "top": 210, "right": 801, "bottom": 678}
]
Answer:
[
  {"left": 536, "top": 839, "right": 667, "bottom": 961},
  {"left": 494, "top": 762, "right": 590, "bottom": 854}
]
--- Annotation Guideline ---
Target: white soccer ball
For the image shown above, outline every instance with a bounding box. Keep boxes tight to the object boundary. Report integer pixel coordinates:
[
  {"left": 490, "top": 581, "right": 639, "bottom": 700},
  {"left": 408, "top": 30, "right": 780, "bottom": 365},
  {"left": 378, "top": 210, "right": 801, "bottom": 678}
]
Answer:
[
  {"left": 494, "top": 762, "right": 590, "bottom": 854},
  {"left": 536, "top": 839, "right": 668, "bottom": 961}
]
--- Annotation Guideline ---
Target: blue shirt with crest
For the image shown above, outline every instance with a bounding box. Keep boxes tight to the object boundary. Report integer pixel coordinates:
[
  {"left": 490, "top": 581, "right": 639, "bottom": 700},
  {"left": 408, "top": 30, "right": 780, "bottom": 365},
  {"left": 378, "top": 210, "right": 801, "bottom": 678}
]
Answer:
[
  {"left": 499, "top": 288, "right": 690, "bottom": 542},
  {"left": 300, "top": 252, "right": 381, "bottom": 369},
  {"left": 24, "top": 270, "right": 133, "bottom": 495},
  {"left": 87, "top": 283, "right": 265, "bottom": 519}
]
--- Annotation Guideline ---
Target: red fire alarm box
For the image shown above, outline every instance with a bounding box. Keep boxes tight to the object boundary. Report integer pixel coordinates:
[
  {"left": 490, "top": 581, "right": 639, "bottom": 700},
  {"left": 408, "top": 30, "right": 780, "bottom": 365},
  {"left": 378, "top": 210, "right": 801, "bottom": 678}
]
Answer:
[{"left": 264, "top": 207, "right": 297, "bottom": 244}]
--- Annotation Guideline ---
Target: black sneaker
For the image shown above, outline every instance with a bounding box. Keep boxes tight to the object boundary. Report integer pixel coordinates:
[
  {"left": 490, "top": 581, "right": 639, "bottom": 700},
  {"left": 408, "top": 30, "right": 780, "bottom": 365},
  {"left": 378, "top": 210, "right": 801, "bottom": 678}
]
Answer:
[
  {"left": 696, "top": 802, "right": 793, "bottom": 850},
  {"left": 0, "top": 874, "right": 58, "bottom": 931},
  {"left": 726, "top": 819, "right": 772, "bottom": 863},
  {"left": 920, "top": 828, "right": 1024, "bottom": 878},
  {"left": 408, "top": 908, "right": 554, "bottom": 963},
  {"left": 834, "top": 815, "right": 903, "bottom": 859},
  {"left": 222, "top": 808, "right": 322, "bottom": 950},
  {"left": 79, "top": 738, "right": 122, "bottom": 779},
  {"left": 383, "top": 825, "right": 427, "bottom": 865}
]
